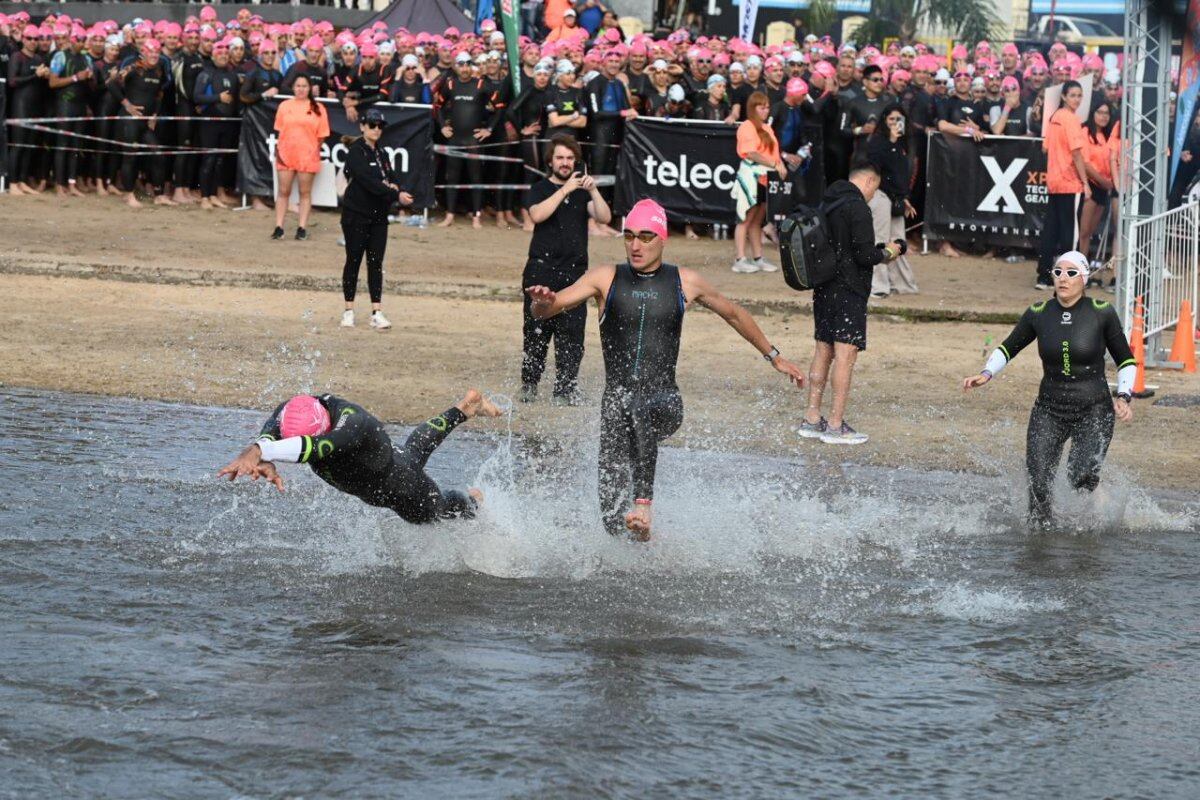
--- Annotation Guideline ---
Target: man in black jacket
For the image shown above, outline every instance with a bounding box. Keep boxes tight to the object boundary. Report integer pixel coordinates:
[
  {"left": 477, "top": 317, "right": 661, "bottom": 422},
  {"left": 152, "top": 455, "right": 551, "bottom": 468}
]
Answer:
[{"left": 799, "top": 163, "right": 902, "bottom": 445}]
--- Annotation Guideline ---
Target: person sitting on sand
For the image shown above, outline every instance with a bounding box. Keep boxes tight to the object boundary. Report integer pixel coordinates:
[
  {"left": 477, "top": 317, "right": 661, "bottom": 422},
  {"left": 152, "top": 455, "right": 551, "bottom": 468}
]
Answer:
[{"left": 218, "top": 390, "right": 501, "bottom": 523}]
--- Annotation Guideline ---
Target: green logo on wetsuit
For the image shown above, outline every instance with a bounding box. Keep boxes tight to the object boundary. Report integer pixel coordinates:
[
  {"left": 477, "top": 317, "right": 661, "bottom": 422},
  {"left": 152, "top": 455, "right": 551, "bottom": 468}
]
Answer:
[
  {"left": 317, "top": 440, "right": 334, "bottom": 459},
  {"left": 1062, "top": 340, "right": 1071, "bottom": 375},
  {"left": 427, "top": 415, "right": 448, "bottom": 432}
]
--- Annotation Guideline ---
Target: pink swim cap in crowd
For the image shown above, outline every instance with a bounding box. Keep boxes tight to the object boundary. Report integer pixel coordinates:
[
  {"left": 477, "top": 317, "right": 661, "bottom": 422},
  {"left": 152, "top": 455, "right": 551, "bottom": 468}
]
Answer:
[{"left": 279, "top": 396, "right": 331, "bottom": 439}]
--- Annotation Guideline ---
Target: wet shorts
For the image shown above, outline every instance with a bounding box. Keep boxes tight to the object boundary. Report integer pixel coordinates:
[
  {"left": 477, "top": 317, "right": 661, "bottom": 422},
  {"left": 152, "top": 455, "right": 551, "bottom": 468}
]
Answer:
[{"left": 813, "top": 282, "right": 868, "bottom": 351}]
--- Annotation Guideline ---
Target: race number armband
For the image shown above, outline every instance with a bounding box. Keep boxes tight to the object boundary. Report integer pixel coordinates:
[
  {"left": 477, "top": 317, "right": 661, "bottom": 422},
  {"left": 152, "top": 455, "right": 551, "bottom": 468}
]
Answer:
[{"left": 256, "top": 436, "right": 303, "bottom": 463}]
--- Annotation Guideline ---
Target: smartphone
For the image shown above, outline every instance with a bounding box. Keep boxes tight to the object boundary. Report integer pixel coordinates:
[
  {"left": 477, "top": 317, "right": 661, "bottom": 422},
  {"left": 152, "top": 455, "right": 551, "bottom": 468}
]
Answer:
[{"left": 895, "top": 118, "right": 905, "bottom": 134}]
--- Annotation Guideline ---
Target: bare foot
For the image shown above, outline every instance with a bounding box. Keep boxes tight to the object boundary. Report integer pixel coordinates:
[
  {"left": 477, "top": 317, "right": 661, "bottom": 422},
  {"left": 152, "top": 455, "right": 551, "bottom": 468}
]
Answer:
[
  {"left": 522, "top": 222, "right": 534, "bottom": 233},
  {"left": 939, "top": 242, "right": 962, "bottom": 258},
  {"left": 437, "top": 214, "right": 455, "bottom": 228},
  {"left": 200, "top": 197, "right": 213, "bottom": 210},
  {"left": 154, "top": 195, "right": 177, "bottom": 206},
  {"left": 9, "top": 183, "right": 26, "bottom": 195},
  {"left": 471, "top": 214, "right": 483, "bottom": 230},
  {"left": 126, "top": 193, "right": 143, "bottom": 209},
  {"left": 210, "top": 197, "right": 230, "bottom": 209},
  {"left": 68, "top": 185, "right": 85, "bottom": 198},
  {"left": 624, "top": 504, "right": 652, "bottom": 541},
  {"left": 171, "top": 189, "right": 191, "bottom": 204},
  {"left": 217, "top": 190, "right": 238, "bottom": 205},
  {"left": 251, "top": 198, "right": 271, "bottom": 211},
  {"left": 56, "top": 186, "right": 69, "bottom": 198},
  {"left": 685, "top": 225, "right": 699, "bottom": 240},
  {"left": 496, "top": 216, "right": 510, "bottom": 229},
  {"left": 469, "top": 488, "right": 484, "bottom": 506},
  {"left": 106, "top": 183, "right": 124, "bottom": 197},
  {"left": 25, "top": 182, "right": 43, "bottom": 195},
  {"left": 503, "top": 211, "right": 521, "bottom": 227},
  {"left": 456, "top": 389, "right": 502, "bottom": 418}
]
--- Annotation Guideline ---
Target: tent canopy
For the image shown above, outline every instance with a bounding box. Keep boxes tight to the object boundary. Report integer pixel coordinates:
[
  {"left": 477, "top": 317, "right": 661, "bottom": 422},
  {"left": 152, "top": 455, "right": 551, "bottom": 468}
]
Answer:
[{"left": 357, "top": 0, "right": 472, "bottom": 34}]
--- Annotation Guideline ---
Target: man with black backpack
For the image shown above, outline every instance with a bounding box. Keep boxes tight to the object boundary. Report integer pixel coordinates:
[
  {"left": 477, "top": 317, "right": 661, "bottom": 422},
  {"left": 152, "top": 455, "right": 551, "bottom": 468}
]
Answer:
[{"left": 798, "top": 163, "right": 904, "bottom": 445}]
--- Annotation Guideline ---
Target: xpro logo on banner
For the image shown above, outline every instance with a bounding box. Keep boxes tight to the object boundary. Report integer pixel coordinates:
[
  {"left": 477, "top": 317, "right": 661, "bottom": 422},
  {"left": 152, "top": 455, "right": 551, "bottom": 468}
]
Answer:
[{"left": 925, "top": 133, "right": 1049, "bottom": 249}]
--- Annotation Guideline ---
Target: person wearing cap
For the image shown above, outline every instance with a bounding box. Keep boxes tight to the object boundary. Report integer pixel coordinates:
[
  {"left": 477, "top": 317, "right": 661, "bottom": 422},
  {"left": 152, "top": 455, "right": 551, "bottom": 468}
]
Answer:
[
  {"left": 508, "top": 63, "right": 554, "bottom": 230},
  {"left": 46, "top": 25, "right": 94, "bottom": 198},
  {"left": 90, "top": 35, "right": 125, "bottom": 197},
  {"left": 5, "top": 26, "right": 49, "bottom": 195},
  {"left": 218, "top": 390, "right": 503, "bottom": 525},
  {"left": 545, "top": 57, "right": 588, "bottom": 139},
  {"left": 169, "top": 25, "right": 207, "bottom": 204},
  {"left": 963, "top": 250, "right": 1135, "bottom": 527},
  {"left": 339, "top": 106, "right": 413, "bottom": 330},
  {"left": 769, "top": 77, "right": 814, "bottom": 191},
  {"left": 692, "top": 72, "right": 732, "bottom": 122},
  {"left": 240, "top": 38, "right": 283, "bottom": 110},
  {"left": 659, "top": 82, "right": 692, "bottom": 119},
  {"left": 435, "top": 50, "right": 498, "bottom": 229},
  {"left": 545, "top": 8, "right": 582, "bottom": 44},
  {"left": 281, "top": 36, "right": 330, "bottom": 99},
  {"left": 729, "top": 55, "right": 766, "bottom": 121},
  {"left": 526, "top": 198, "right": 804, "bottom": 539},
  {"left": 193, "top": 39, "right": 241, "bottom": 210},
  {"left": 583, "top": 48, "right": 634, "bottom": 234},
  {"left": 109, "top": 39, "right": 174, "bottom": 209},
  {"left": 1038, "top": 80, "right": 1091, "bottom": 288},
  {"left": 642, "top": 59, "right": 673, "bottom": 116},
  {"left": 343, "top": 43, "right": 391, "bottom": 123},
  {"left": 478, "top": 49, "right": 520, "bottom": 229},
  {"left": 989, "top": 75, "right": 1030, "bottom": 137},
  {"left": 389, "top": 53, "right": 430, "bottom": 103}
]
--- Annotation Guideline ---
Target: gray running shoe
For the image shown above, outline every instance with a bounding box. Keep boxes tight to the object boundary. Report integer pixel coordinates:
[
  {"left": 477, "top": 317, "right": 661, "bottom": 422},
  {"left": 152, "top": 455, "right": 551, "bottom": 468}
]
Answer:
[
  {"left": 820, "top": 421, "right": 868, "bottom": 445},
  {"left": 797, "top": 417, "right": 827, "bottom": 439}
]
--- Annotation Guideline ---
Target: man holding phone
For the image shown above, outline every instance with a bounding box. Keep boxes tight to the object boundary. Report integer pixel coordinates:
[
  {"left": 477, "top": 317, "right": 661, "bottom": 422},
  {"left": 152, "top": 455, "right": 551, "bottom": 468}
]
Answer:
[{"left": 520, "top": 135, "right": 613, "bottom": 405}]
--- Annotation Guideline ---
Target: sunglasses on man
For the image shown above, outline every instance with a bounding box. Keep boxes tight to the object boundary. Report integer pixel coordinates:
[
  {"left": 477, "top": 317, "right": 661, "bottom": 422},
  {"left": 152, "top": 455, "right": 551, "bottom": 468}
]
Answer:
[
  {"left": 364, "top": 120, "right": 385, "bottom": 130},
  {"left": 622, "top": 230, "right": 659, "bottom": 243}
]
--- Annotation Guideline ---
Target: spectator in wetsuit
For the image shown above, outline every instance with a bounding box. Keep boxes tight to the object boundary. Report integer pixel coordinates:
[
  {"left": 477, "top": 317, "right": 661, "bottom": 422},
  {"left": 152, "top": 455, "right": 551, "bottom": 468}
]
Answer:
[
  {"left": 281, "top": 37, "right": 330, "bottom": 99},
  {"left": 840, "top": 64, "right": 892, "bottom": 161},
  {"left": 344, "top": 43, "right": 390, "bottom": 123},
  {"left": 194, "top": 39, "right": 241, "bottom": 210},
  {"left": 479, "top": 50, "right": 518, "bottom": 229},
  {"left": 435, "top": 50, "right": 496, "bottom": 229},
  {"left": 237, "top": 39, "right": 283, "bottom": 212},
  {"left": 388, "top": 54, "right": 429, "bottom": 104},
  {"left": 508, "top": 61, "right": 552, "bottom": 231},
  {"left": 47, "top": 27, "right": 94, "bottom": 197},
  {"left": 526, "top": 199, "right": 804, "bottom": 541},
  {"left": 170, "top": 25, "right": 206, "bottom": 204},
  {"left": 520, "top": 135, "right": 613, "bottom": 406},
  {"left": 6, "top": 26, "right": 49, "bottom": 195},
  {"left": 584, "top": 48, "right": 634, "bottom": 231},
  {"left": 963, "top": 251, "right": 1136, "bottom": 527},
  {"left": 109, "top": 39, "right": 173, "bottom": 209},
  {"left": 691, "top": 74, "right": 732, "bottom": 122},
  {"left": 544, "top": 59, "right": 588, "bottom": 140},
  {"left": 91, "top": 36, "right": 125, "bottom": 196},
  {"left": 217, "top": 390, "right": 503, "bottom": 524}
]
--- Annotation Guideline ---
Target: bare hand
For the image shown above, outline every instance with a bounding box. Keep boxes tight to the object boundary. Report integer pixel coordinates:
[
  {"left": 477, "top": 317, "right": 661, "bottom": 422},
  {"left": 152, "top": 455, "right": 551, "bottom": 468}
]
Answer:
[
  {"left": 1083, "top": 184, "right": 1093, "bottom": 200},
  {"left": 346, "top": 106, "right": 358, "bottom": 123},
  {"left": 264, "top": 87, "right": 279, "bottom": 98},
  {"left": 962, "top": 373, "right": 991, "bottom": 391},
  {"left": 776, "top": 162, "right": 788, "bottom": 179},
  {"left": 441, "top": 124, "right": 453, "bottom": 138},
  {"left": 521, "top": 122, "right": 541, "bottom": 135},
  {"left": 1113, "top": 397, "right": 1133, "bottom": 422},
  {"left": 473, "top": 127, "right": 491, "bottom": 141},
  {"left": 255, "top": 461, "right": 285, "bottom": 492},
  {"left": 861, "top": 121, "right": 876, "bottom": 135},
  {"left": 1182, "top": 151, "right": 1193, "bottom": 163},
  {"left": 561, "top": 172, "right": 584, "bottom": 193},
  {"left": 219, "top": 90, "right": 233, "bottom": 104},
  {"left": 621, "top": 108, "right": 638, "bottom": 119},
  {"left": 579, "top": 174, "right": 596, "bottom": 192},
  {"left": 147, "top": 116, "right": 157, "bottom": 132},
  {"left": 217, "top": 445, "right": 265, "bottom": 483},
  {"left": 399, "top": 191, "right": 414, "bottom": 206},
  {"left": 525, "top": 285, "right": 557, "bottom": 313},
  {"left": 971, "top": 127, "right": 985, "bottom": 142},
  {"left": 904, "top": 199, "right": 917, "bottom": 218},
  {"left": 783, "top": 153, "right": 803, "bottom": 169},
  {"left": 125, "top": 103, "right": 145, "bottom": 117},
  {"left": 772, "top": 356, "right": 806, "bottom": 387}
]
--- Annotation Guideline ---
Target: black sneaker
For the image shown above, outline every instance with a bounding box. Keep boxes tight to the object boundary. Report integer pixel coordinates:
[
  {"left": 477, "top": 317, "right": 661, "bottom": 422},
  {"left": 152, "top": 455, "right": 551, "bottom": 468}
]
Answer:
[
  {"left": 295, "top": 227, "right": 308, "bottom": 241},
  {"left": 270, "top": 226, "right": 284, "bottom": 240}
]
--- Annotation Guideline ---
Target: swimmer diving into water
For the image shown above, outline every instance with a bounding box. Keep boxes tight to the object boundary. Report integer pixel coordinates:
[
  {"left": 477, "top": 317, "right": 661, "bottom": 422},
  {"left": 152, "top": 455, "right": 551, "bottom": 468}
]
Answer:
[
  {"left": 527, "top": 198, "right": 805, "bottom": 541},
  {"left": 218, "top": 390, "right": 502, "bottom": 523}
]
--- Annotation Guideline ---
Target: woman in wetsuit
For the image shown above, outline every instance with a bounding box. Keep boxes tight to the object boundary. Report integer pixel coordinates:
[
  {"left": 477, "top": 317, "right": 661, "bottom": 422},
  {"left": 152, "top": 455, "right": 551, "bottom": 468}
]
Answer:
[
  {"left": 962, "top": 251, "right": 1136, "bottom": 527},
  {"left": 6, "top": 25, "right": 49, "bottom": 195}
]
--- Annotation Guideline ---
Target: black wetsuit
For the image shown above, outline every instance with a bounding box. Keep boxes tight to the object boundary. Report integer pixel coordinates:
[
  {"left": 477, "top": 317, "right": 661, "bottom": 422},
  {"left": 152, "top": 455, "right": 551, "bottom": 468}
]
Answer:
[
  {"left": 544, "top": 83, "right": 587, "bottom": 140},
  {"left": 49, "top": 48, "right": 94, "bottom": 187},
  {"left": 172, "top": 49, "right": 207, "bottom": 190},
  {"left": 997, "top": 296, "right": 1136, "bottom": 525},
  {"left": 109, "top": 58, "right": 169, "bottom": 193},
  {"left": 481, "top": 74, "right": 514, "bottom": 211},
  {"left": 507, "top": 81, "right": 548, "bottom": 177},
  {"left": 193, "top": 63, "right": 240, "bottom": 198},
  {"left": 347, "top": 64, "right": 391, "bottom": 111},
  {"left": 584, "top": 72, "right": 628, "bottom": 190},
  {"left": 281, "top": 60, "right": 330, "bottom": 98},
  {"left": 258, "top": 395, "right": 476, "bottom": 524},
  {"left": 91, "top": 56, "right": 123, "bottom": 184},
  {"left": 6, "top": 49, "right": 46, "bottom": 184},
  {"left": 597, "top": 262, "right": 687, "bottom": 536},
  {"left": 436, "top": 75, "right": 493, "bottom": 214},
  {"left": 389, "top": 76, "right": 429, "bottom": 104}
]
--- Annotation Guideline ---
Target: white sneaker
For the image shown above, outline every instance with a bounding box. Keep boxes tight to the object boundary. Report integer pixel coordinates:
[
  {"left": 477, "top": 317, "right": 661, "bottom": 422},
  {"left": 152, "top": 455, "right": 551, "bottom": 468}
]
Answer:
[
  {"left": 754, "top": 256, "right": 778, "bottom": 272},
  {"left": 732, "top": 258, "right": 760, "bottom": 273},
  {"left": 819, "top": 421, "right": 869, "bottom": 445},
  {"left": 370, "top": 310, "right": 392, "bottom": 330},
  {"left": 340, "top": 310, "right": 355, "bottom": 328}
]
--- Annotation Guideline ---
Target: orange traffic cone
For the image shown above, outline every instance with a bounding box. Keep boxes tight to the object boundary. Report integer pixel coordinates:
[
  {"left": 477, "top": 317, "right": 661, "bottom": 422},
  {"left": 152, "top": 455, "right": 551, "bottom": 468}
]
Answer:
[
  {"left": 1131, "top": 295, "right": 1148, "bottom": 395},
  {"left": 1168, "top": 299, "right": 1197, "bottom": 373}
]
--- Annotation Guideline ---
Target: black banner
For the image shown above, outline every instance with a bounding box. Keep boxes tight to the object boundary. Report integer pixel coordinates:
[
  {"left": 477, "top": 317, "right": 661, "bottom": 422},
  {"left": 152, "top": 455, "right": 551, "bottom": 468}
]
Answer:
[
  {"left": 237, "top": 96, "right": 434, "bottom": 208},
  {"left": 924, "top": 132, "right": 1048, "bottom": 249},
  {"left": 615, "top": 117, "right": 825, "bottom": 226}
]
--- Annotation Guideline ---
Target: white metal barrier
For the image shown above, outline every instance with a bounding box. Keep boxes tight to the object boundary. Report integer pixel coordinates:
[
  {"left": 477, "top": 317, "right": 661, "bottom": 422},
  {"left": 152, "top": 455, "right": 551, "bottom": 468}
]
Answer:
[{"left": 1123, "top": 200, "right": 1200, "bottom": 366}]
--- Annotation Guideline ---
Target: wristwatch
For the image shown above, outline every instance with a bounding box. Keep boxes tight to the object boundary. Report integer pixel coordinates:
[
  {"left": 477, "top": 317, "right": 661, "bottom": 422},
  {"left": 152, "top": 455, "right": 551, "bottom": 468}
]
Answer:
[
  {"left": 1116, "top": 392, "right": 1132, "bottom": 403},
  {"left": 764, "top": 346, "right": 780, "bottom": 363}
]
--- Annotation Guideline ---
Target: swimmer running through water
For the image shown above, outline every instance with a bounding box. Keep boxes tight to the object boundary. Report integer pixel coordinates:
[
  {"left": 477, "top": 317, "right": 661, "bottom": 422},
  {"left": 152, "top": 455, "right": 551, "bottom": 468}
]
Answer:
[
  {"left": 218, "top": 390, "right": 502, "bottom": 523},
  {"left": 527, "top": 198, "right": 805, "bottom": 540}
]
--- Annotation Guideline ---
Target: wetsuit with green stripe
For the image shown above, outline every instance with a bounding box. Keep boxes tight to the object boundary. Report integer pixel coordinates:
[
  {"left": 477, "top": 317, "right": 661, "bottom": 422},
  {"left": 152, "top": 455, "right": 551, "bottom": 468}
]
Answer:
[
  {"left": 984, "top": 296, "right": 1136, "bottom": 526},
  {"left": 597, "top": 262, "right": 687, "bottom": 536},
  {"left": 256, "top": 395, "right": 475, "bottom": 524}
]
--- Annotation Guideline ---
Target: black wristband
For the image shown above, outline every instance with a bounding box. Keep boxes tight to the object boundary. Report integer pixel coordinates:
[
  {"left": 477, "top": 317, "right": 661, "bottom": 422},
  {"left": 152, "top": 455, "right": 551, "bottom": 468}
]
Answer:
[{"left": 764, "top": 346, "right": 780, "bottom": 363}]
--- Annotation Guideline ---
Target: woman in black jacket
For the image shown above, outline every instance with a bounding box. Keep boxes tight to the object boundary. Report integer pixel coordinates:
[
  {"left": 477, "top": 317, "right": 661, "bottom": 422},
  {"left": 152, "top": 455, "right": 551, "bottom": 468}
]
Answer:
[
  {"left": 865, "top": 103, "right": 919, "bottom": 296},
  {"left": 339, "top": 107, "right": 412, "bottom": 331}
]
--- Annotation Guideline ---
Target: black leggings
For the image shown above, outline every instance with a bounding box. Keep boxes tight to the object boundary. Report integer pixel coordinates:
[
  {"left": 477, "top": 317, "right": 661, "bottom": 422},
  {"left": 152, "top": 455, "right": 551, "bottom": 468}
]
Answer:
[
  {"left": 443, "top": 137, "right": 482, "bottom": 214},
  {"left": 173, "top": 115, "right": 200, "bottom": 190},
  {"left": 198, "top": 118, "right": 238, "bottom": 198},
  {"left": 371, "top": 407, "right": 476, "bottom": 524},
  {"left": 116, "top": 115, "right": 166, "bottom": 193},
  {"left": 1037, "top": 192, "right": 1080, "bottom": 283},
  {"left": 598, "top": 385, "right": 684, "bottom": 536},
  {"left": 522, "top": 289, "right": 585, "bottom": 396},
  {"left": 6, "top": 96, "right": 40, "bottom": 184},
  {"left": 53, "top": 99, "right": 88, "bottom": 186},
  {"left": 1025, "top": 395, "right": 1115, "bottom": 527},
  {"left": 341, "top": 220, "right": 388, "bottom": 303},
  {"left": 589, "top": 118, "right": 622, "bottom": 204}
]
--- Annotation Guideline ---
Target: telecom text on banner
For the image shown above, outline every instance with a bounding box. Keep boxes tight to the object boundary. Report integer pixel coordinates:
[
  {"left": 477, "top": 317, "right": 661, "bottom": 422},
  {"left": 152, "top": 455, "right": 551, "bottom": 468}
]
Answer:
[
  {"left": 924, "top": 132, "right": 1048, "bottom": 249},
  {"left": 615, "top": 117, "right": 824, "bottom": 225},
  {"left": 237, "top": 96, "right": 434, "bottom": 209}
]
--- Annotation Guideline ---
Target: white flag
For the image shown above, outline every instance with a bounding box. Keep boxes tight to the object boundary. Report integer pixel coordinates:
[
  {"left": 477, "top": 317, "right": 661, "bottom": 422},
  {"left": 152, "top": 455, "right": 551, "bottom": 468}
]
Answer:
[{"left": 740, "top": 0, "right": 760, "bottom": 43}]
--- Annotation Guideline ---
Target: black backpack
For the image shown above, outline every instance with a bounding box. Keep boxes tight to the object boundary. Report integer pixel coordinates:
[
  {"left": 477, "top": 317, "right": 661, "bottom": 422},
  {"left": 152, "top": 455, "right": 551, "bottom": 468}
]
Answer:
[{"left": 777, "top": 198, "right": 848, "bottom": 291}]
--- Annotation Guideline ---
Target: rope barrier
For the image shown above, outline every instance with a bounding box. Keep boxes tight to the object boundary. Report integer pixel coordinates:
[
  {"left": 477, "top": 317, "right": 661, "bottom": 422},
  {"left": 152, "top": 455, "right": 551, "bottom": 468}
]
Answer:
[
  {"left": 6, "top": 120, "right": 231, "bottom": 152},
  {"left": 5, "top": 115, "right": 243, "bottom": 124},
  {"left": 6, "top": 142, "right": 239, "bottom": 157}
]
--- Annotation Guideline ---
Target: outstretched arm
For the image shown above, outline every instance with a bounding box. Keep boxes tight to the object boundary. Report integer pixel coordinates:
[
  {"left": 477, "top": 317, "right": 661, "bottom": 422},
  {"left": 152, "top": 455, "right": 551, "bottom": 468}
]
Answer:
[
  {"left": 685, "top": 270, "right": 804, "bottom": 386},
  {"left": 526, "top": 265, "right": 613, "bottom": 320}
]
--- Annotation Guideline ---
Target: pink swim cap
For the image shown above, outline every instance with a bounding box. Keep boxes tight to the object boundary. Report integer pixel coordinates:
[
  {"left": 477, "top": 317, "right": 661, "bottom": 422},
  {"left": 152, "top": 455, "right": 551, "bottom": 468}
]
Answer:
[
  {"left": 624, "top": 199, "right": 669, "bottom": 240},
  {"left": 279, "top": 395, "right": 331, "bottom": 439}
]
